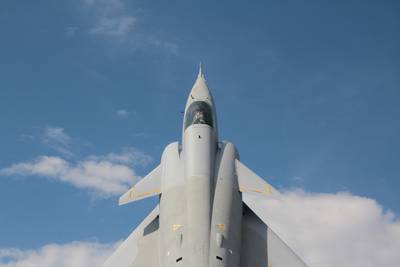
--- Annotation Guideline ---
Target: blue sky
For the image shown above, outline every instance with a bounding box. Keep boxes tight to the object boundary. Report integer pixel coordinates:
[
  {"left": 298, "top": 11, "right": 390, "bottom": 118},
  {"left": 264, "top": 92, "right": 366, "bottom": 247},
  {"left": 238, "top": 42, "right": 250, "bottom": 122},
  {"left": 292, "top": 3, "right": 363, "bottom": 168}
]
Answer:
[{"left": 0, "top": 1, "right": 399, "bottom": 266}]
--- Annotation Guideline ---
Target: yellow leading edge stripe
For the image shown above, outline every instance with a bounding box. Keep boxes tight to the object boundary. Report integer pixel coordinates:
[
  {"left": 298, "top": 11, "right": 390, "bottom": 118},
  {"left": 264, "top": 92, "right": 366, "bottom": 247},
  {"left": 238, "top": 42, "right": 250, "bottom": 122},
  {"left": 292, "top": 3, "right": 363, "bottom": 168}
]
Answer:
[
  {"left": 239, "top": 185, "right": 272, "bottom": 195},
  {"left": 129, "top": 188, "right": 161, "bottom": 199}
]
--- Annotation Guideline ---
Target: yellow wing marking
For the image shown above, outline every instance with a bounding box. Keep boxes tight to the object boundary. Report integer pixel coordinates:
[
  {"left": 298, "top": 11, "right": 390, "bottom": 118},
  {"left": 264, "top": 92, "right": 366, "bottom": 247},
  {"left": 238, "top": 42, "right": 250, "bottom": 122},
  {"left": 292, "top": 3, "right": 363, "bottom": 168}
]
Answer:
[
  {"left": 172, "top": 224, "right": 182, "bottom": 231},
  {"left": 129, "top": 188, "right": 161, "bottom": 199},
  {"left": 217, "top": 223, "right": 226, "bottom": 231},
  {"left": 239, "top": 186, "right": 272, "bottom": 196}
]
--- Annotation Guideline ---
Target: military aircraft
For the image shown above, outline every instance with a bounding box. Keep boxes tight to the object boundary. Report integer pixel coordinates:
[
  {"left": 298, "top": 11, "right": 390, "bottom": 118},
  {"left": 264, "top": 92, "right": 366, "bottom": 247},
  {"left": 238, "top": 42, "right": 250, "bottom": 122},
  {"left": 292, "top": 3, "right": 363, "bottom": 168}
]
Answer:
[{"left": 102, "top": 66, "right": 308, "bottom": 267}]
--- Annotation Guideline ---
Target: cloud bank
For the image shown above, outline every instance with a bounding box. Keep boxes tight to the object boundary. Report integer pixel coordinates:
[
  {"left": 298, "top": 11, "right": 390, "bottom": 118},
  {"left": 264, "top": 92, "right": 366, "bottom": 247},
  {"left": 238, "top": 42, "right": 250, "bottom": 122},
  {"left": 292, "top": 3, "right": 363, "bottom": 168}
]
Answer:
[
  {"left": 1, "top": 191, "right": 399, "bottom": 267},
  {"left": 245, "top": 190, "right": 400, "bottom": 266},
  {"left": 0, "top": 148, "right": 152, "bottom": 198},
  {"left": 0, "top": 241, "right": 118, "bottom": 267}
]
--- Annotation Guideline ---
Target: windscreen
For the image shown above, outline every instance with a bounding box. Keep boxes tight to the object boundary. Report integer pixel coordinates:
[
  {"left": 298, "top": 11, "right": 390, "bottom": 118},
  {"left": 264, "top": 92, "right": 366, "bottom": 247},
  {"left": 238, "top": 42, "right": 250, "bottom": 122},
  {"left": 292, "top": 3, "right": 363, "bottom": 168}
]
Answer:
[{"left": 184, "top": 101, "right": 213, "bottom": 130}]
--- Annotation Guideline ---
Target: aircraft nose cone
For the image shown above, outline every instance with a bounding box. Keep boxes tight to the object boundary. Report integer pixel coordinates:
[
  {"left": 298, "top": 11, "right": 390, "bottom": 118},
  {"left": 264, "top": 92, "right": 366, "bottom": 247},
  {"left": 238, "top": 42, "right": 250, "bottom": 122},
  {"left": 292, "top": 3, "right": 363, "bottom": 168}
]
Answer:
[
  {"left": 190, "top": 74, "right": 212, "bottom": 101},
  {"left": 187, "top": 64, "right": 214, "bottom": 105}
]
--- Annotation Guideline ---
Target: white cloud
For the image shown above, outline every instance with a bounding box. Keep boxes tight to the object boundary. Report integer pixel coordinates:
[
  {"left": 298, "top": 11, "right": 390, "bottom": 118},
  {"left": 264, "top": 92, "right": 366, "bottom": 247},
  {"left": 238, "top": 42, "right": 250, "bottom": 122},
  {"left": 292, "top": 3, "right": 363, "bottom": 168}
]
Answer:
[
  {"left": 79, "top": 0, "right": 179, "bottom": 53},
  {"left": 0, "top": 241, "right": 118, "bottom": 267},
  {"left": 115, "top": 109, "right": 129, "bottom": 117},
  {"left": 245, "top": 190, "right": 400, "bottom": 267},
  {"left": 0, "top": 156, "right": 69, "bottom": 177},
  {"left": 88, "top": 147, "right": 152, "bottom": 166},
  {"left": 0, "top": 148, "right": 152, "bottom": 197},
  {"left": 44, "top": 127, "right": 70, "bottom": 145},
  {"left": 83, "top": 0, "right": 135, "bottom": 39},
  {"left": 42, "top": 127, "right": 73, "bottom": 157}
]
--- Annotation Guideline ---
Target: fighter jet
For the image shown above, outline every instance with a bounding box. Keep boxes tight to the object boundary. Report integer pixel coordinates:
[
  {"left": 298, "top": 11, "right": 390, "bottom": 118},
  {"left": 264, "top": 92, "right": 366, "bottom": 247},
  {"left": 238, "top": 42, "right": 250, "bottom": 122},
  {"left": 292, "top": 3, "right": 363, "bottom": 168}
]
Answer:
[{"left": 102, "top": 66, "right": 308, "bottom": 267}]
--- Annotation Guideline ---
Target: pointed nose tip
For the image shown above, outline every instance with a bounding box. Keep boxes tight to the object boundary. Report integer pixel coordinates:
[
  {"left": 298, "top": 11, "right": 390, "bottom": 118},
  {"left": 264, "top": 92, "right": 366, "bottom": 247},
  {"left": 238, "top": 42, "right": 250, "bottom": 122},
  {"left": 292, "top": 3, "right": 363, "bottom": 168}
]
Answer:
[
  {"left": 190, "top": 75, "right": 212, "bottom": 101},
  {"left": 189, "top": 65, "right": 213, "bottom": 102}
]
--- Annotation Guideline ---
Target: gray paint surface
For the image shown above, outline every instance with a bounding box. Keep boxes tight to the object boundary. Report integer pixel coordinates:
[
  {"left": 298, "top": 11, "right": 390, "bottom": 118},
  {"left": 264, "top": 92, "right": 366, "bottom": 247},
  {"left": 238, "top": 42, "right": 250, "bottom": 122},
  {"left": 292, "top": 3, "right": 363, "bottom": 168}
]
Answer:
[{"left": 102, "top": 68, "right": 309, "bottom": 267}]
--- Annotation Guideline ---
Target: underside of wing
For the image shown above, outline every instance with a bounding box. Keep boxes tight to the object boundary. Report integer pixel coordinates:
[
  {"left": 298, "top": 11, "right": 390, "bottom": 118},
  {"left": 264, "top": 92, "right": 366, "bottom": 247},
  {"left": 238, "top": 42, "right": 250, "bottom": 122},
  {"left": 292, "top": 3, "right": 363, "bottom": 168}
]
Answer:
[
  {"left": 119, "top": 165, "right": 162, "bottom": 205},
  {"left": 102, "top": 205, "right": 161, "bottom": 267},
  {"left": 235, "top": 159, "right": 280, "bottom": 197},
  {"left": 241, "top": 200, "right": 308, "bottom": 267}
]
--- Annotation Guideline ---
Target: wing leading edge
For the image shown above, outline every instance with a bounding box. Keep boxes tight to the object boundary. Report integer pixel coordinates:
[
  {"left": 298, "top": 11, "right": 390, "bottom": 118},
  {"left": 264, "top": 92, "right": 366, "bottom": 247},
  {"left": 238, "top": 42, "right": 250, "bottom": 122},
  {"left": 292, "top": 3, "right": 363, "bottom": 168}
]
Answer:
[
  {"left": 119, "top": 165, "right": 162, "bottom": 206},
  {"left": 235, "top": 159, "right": 280, "bottom": 198}
]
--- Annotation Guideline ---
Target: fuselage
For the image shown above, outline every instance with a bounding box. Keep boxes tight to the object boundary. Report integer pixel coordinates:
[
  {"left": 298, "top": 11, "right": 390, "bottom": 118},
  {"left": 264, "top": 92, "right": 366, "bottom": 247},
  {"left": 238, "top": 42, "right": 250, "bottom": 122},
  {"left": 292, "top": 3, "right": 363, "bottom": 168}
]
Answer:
[{"left": 159, "top": 70, "right": 242, "bottom": 267}]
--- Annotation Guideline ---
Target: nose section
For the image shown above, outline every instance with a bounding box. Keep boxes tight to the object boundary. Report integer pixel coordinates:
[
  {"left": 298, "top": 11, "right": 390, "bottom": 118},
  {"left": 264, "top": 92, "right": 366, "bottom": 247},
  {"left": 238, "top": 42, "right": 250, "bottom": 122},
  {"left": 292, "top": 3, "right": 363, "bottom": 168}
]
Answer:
[
  {"left": 187, "top": 64, "right": 214, "bottom": 106},
  {"left": 182, "top": 64, "right": 218, "bottom": 138}
]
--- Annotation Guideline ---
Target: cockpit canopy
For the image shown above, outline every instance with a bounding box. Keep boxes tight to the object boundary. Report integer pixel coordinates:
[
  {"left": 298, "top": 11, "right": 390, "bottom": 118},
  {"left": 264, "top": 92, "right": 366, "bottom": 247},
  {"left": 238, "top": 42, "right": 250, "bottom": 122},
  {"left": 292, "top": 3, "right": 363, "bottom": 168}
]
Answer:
[{"left": 184, "top": 101, "right": 214, "bottom": 130}]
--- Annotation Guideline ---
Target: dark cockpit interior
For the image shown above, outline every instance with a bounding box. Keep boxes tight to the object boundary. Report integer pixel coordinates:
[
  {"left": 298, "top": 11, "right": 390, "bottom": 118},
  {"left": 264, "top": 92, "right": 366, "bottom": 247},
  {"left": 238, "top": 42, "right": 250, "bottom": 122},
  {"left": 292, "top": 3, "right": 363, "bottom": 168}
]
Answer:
[{"left": 184, "top": 101, "right": 214, "bottom": 130}]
